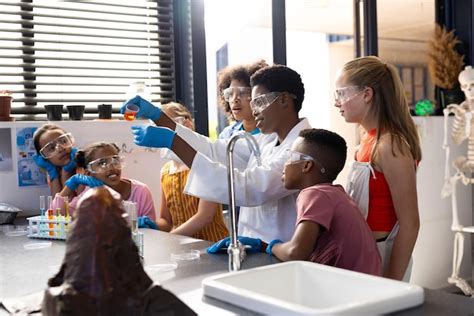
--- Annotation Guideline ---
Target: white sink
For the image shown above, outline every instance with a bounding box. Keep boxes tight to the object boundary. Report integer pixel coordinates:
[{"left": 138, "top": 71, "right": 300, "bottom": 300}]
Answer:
[{"left": 202, "top": 261, "right": 424, "bottom": 315}]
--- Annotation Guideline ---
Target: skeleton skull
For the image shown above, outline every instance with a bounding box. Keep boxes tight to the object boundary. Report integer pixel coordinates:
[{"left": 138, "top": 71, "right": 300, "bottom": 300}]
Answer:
[{"left": 458, "top": 65, "right": 474, "bottom": 101}]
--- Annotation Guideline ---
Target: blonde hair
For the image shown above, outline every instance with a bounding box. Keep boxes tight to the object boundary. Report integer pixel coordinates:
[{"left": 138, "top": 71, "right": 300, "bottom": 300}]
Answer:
[
  {"left": 342, "top": 56, "right": 422, "bottom": 161},
  {"left": 161, "top": 102, "right": 194, "bottom": 130}
]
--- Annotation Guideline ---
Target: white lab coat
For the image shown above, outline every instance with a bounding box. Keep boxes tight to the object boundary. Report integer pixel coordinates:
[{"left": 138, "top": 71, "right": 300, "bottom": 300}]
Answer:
[{"left": 176, "top": 118, "right": 312, "bottom": 242}]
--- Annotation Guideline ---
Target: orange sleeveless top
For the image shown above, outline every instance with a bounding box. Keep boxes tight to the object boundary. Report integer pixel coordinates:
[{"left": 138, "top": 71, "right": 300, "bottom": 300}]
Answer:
[
  {"left": 161, "top": 162, "right": 228, "bottom": 242},
  {"left": 356, "top": 129, "right": 397, "bottom": 232}
]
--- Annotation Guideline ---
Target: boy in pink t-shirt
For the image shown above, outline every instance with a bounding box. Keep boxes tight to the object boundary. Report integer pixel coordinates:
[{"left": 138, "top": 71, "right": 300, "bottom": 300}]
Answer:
[{"left": 267, "top": 129, "right": 381, "bottom": 276}]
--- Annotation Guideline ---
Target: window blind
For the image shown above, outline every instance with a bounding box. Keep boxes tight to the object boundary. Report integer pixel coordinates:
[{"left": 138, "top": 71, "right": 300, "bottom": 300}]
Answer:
[{"left": 0, "top": 0, "right": 174, "bottom": 118}]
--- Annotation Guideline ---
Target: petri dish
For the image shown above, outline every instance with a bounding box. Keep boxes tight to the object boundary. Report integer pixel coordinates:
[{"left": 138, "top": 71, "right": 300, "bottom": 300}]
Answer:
[
  {"left": 23, "top": 241, "right": 52, "bottom": 250},
  {"left": 145, "top": 262, "right": 178, "bottom": 273},
  {"left": 170, "top": 249, "right": 200, "bottom": 261}
]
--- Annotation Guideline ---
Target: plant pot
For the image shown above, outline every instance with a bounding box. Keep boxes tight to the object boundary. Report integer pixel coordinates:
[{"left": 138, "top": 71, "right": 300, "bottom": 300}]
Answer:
[
  {"left": 44, "top": 104, "right": 64, "bottom": 121},
  {"left": 98, "top": 104, "right": 112, "bottom": 119},
  {"left": 0, "top": 96, "right": 14, "bottom": 121},
  {"left": 67, "top": 105, "right": 85, "bottom": 120}
]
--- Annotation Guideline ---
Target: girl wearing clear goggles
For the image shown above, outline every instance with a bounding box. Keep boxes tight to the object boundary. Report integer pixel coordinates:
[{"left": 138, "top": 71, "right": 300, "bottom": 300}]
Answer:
[
  {"left": 50, "top": 142, "right": 157, "bottom": 222},
  {"left": 218, "top": 61, "right": 267, "bottom": 140},
  {"left": 33, "top": 124, "right": 79, "bottom": 196}
]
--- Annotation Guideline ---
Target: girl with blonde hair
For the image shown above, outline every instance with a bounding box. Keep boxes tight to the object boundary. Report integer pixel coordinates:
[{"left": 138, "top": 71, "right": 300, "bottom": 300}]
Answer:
[{"left": 334, "top": 56, "right": 421, "bottom": 281}]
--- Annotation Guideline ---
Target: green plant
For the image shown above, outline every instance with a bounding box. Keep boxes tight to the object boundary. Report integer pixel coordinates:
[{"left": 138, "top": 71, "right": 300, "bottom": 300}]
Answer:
[{"left": 427, "top": 24, "right": 465, "bottom": 90}]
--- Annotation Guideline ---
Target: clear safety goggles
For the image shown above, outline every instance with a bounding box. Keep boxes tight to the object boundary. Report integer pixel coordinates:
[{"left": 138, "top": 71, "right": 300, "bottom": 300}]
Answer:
[
  {"left": 284, "top": 148, "right": 314, "bottom": 164},
  {"left": 250, "top": 91, "right": 296, "bottom": 113},
  {"left": 87, "top": 155, "right": 125, "bottom": 173},
  {"left": 173, "top": 115, "right": 191, "bottom": 125},
  {"left": 333, "top": 86, "right": 365, "bottom": 104},
  {"left": 222, "top": 86, "right": 251, "bottom": 102},
  {"left": 39, "top": 133, "right": 73, "bottom": 159},
  {"left": 284, "top": 149, "right": 326, "bottom": 173}
]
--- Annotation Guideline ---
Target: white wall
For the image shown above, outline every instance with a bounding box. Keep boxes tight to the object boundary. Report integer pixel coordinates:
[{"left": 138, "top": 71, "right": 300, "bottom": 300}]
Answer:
[
  {"left": 411, "top": 116, "right": 472, "bottom": 289},
  {"left": 0, "top": 120, "right": 165, "bottom": 218}
]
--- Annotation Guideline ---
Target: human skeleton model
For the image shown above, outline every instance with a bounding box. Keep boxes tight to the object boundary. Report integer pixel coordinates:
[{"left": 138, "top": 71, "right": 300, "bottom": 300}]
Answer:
[{"left": 442, "top": 65, "right": 474, "bottom": 296}]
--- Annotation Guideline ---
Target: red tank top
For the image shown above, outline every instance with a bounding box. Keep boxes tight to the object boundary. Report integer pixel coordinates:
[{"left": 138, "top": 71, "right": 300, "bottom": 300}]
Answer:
[{"left": 356, "top": 129, "right": 397, "bottom": 232}]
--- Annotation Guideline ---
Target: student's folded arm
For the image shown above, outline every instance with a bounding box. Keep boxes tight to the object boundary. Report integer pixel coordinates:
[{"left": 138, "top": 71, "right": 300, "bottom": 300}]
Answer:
[
  {"left": 272, "top": 221, "right": 320, "bottom": 261},
  {"left": 157, "top": 189, "right": 173, "bottom": 232},
  {"left": 184, "top": 152, "right": 296, "bottom": 207},
  {"left": 170, "top": 199, "right": 218, "bottom": 237}
]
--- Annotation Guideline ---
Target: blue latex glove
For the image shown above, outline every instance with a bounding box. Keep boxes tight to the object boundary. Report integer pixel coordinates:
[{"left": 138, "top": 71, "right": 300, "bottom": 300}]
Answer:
[
  {"left": 121, "top": 95, "right": 162, "bottom": 120},
  {"left": 33, "top": 153, "right": 59, "bottom": 181},
  {"left": 238, "top": 236, "right": 262, "bottom": 253},
  {"left": 131, "top": 125, "right": 176, "bottom": 149},
  {"left": 265, "top": 239, "right": 283, "bottom": 255},
  {"left": 63, "top": 147, "right": 78, "bottom": 173},
  {"left": 137, "top": 216, "right": 159, "bottom": 230},
  {"left": 65, "top": 174, "right": 104, "bottom": 191},
  {"left": 207, "top": 236, "right": 263, "bottom": 254},
  {"left": 207, "top": 237, "right": 231, "bottom": 254}
]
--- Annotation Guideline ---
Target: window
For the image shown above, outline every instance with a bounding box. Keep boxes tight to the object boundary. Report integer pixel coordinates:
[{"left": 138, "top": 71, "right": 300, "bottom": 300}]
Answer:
[{"left": 0, "top": 0, "right": 174, "bottom": 119}]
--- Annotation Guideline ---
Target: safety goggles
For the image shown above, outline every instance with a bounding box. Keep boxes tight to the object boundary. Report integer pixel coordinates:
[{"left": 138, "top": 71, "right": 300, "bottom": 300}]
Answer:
[
  {"left": 222, "top": 86, "right": 251, "bottom": 102},
  {"left": 333, "top": 86, "right": 365, "bottom": 104},
  {"left": 39, "top": 133, "right": 73, "bottom": 159},
  {"left": 87, "top": 155, "right": 125, "bottom": 173},
  {"left": 284, "top": 148, "right": 314, "bottom": 164},
  {"left": 173, "top": 115, "right": 191, "bottom": 125},
  {"left": 250, "top": 91, "right": 296, "bottom": 113},
  {"left": 284, "top": 149, "right": 326, "bottom": 173}
]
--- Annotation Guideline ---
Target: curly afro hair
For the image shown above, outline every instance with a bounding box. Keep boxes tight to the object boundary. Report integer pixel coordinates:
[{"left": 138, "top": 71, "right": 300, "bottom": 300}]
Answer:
[
  {"left": 217, "top": 60, "right": 268, "bottom": 115},
  {"left": 250, "top": 64, "right": 305, "bottom": 112}
]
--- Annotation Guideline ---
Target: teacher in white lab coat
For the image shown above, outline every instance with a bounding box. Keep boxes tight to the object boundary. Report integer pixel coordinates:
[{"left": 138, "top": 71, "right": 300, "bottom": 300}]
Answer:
[{"left": 124, "top": 64, "right": 311, "bottom": 243}]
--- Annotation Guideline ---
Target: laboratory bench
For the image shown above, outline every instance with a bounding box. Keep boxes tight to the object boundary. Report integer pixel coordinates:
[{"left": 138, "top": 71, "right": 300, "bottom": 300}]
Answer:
[{"left": 0, "top": 221, "right": 472, "bottom": 315}]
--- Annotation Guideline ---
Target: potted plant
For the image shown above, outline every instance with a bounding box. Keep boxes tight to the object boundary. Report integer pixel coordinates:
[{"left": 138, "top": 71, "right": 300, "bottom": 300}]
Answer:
[
  {"left": 427, "top": 24, "right": 465, "bottom": 111},
  {"left": 0, "top": 90, "right": 13, "bottom": 121}
]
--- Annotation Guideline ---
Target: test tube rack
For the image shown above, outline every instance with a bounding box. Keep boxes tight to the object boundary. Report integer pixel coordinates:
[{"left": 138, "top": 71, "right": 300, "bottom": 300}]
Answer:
[{"left": 26, "top": 215, "right": 71, "bottom": 240}]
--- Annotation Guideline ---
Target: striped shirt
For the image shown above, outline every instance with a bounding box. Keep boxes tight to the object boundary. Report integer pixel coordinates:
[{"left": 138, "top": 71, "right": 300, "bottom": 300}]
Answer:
[{"left": 161, "top": 162, "right": 228, "bottom": 242}]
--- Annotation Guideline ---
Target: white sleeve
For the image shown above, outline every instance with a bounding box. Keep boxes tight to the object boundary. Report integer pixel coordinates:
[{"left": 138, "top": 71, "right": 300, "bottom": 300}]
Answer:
[
  {"left": 175, "top": 123, "right": 250, "bottom": 168},
  {"left": 184, "top": 150, "right": 295, "bottom": 207}
]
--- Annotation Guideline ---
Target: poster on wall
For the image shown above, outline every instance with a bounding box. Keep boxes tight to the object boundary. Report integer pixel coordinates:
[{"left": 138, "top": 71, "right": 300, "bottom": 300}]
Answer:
[
  {"left": 0, "top": 128, "right": 13, "bottom": 172},
  {"left": 16, "top": 127, "right": 47, "bottom": 187}
]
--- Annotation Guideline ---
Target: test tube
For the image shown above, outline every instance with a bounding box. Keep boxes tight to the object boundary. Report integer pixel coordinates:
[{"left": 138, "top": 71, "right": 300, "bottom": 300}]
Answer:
[
  {"left": 130, "top": 202, "right": 138, "bottom": 233},
  {"left": 47, "top": 196, "right": 54, "bottom": 236},
  {"left": 56, "top": 207, "right": 61, "bottom": 237},
  {"left": 39, "top": 195, "right": 45, "bottom": 219}
]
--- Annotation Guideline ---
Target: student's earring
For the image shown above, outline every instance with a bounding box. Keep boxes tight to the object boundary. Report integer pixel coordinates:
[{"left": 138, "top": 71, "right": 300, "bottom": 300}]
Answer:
[{"left": 320, "top": 167, "right": 326, "bottom": 174}]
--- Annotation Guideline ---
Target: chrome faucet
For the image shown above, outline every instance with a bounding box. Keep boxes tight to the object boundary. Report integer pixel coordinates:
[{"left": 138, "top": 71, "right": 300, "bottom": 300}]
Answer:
[{"left": 226, "top": 132, "right": 261, "bottom": 272}]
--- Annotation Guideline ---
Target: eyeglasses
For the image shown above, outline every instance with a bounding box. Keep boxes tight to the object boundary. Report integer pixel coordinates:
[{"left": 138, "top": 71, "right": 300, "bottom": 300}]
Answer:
[
  {"left": 87, "top": 155, "right": 125, "bottom": 173},
  {"left": 250, "top": 91, "right": 297, "bottom": 113},
  {"left": 39, "top": 133, "right": 73, "bottom": 159},
  {"left": 284, "top": 148, "right": 314, "bottom": 164},
  {"left": 222, "top": 86, "right": 251, "bottom": 102},
  {"left": 334, "top": 86, "right": 364, "bottom": 104}
]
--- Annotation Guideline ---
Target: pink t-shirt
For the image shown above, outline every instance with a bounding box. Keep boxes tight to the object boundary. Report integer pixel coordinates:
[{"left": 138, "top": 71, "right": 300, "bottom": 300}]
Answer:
[
  {"left": 51, "top": 178, "right": 156, "bottom": 221},
  {"left": 297, "top": 184, "right": 381, "bottom": 276}
]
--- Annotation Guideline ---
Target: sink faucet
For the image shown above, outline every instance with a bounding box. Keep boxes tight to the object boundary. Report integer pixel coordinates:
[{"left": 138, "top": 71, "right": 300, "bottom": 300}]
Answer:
[{"left": 226, "top": 132, "right": 261, "bottom": 272}]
